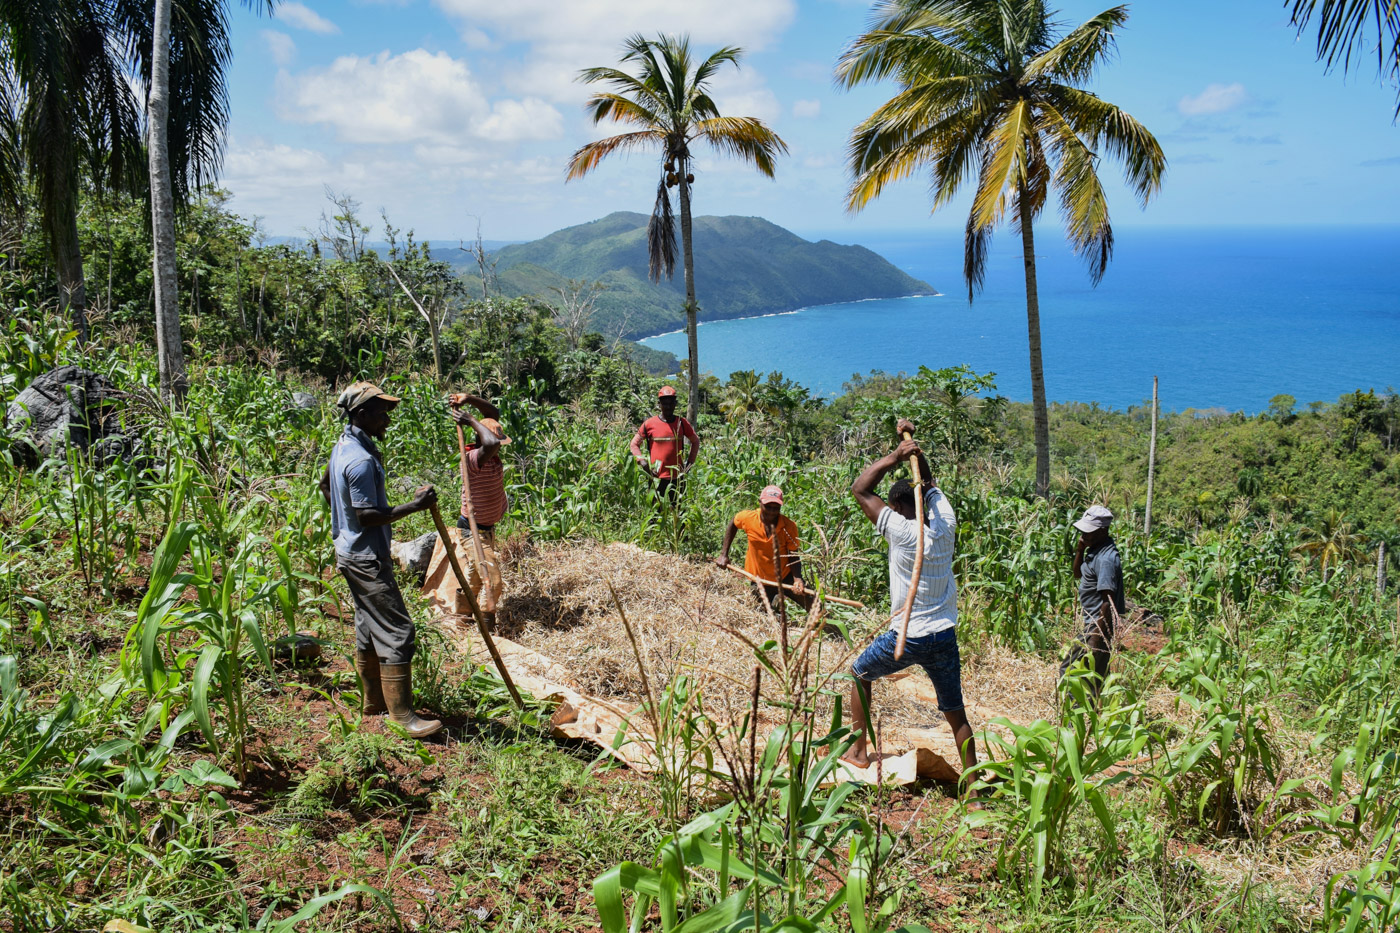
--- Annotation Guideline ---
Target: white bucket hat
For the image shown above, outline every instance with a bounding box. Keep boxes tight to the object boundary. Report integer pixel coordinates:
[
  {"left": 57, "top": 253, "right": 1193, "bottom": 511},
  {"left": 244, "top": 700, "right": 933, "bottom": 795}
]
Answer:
[{"left": 1073, "top": 504, "right": 1114, "bottom": 533}]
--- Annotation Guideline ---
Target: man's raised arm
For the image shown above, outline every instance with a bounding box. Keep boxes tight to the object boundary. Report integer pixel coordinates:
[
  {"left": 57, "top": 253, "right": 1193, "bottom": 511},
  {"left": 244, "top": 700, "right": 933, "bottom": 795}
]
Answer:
[{"left": 851, "top": 439, "right": 916, "bottom": 523}]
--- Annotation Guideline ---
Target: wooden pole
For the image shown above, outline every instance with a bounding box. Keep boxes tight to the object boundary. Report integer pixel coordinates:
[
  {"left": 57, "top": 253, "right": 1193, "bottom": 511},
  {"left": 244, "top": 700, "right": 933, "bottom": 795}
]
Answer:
[
  {"left": 428, "top": 503, "right": 524, "bottom": 708},
  {"left": 453, "top": 413, "right": 493, "bottom": 610},
  {"left": 720, "top": 563, "right": 864, "bottom": 608},
  {"left": 894, "top": 429, "right": 925, "bottom": 661},
  {"left": 1145, "top": 376, "right": 1158, "bottom": 538}
]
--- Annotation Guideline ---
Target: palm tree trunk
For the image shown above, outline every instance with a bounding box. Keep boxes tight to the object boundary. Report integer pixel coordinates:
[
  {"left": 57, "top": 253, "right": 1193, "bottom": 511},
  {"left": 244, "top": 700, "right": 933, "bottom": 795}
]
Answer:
[
  {"left": 148, "top": 0, "right": 187, "bottom": 402},
  {"left": 1017, "top": 185, "right": 1050, "bottom": 498},
  {"left": 54, "top": 209, "right": 89, "bottom": 344},
  {"left": 678, "top": 165, "right": 699, "bottom": 425}
]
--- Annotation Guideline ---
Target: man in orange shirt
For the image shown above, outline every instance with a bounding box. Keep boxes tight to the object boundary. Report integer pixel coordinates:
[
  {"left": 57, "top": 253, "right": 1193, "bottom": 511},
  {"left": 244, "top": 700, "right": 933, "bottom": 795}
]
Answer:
[
  {"left": 630, "top": 386, "right": 700, "bottom": 505},
  {"left": 715, "top": 485, "right": 813, "bottom": 611}
]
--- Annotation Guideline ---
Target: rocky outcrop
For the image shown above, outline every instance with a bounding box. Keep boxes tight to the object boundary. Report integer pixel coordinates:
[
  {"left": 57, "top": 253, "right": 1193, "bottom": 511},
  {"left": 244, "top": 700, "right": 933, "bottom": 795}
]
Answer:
[{"left": 4, "top": 366, "right": 140, "bottom": 466}]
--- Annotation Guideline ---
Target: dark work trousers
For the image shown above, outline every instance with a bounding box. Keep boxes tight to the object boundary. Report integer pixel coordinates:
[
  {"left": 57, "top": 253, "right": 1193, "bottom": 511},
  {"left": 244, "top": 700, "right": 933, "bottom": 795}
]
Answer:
[
  {"left": 1059, "top": 609, "right": 1115, "bottom": 690},
  {"left": 337, "top": 552, "right": 416, "bottom": 664},
  {"left": 654, "top": 475, "right": 685, "bottom": 506}
]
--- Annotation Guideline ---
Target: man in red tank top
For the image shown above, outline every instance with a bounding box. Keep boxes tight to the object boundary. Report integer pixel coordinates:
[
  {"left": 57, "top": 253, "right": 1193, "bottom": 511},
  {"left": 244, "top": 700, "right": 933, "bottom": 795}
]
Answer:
[{"left": 630, "top": 386, "right": 700, "bottom": 505}]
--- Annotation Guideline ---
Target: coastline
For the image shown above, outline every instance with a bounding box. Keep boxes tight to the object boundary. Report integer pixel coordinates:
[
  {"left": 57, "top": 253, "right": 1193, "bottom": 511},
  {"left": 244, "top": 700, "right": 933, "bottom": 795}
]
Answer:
[{"left": 635, "top": 291, "right": 942, "bottom": 342}]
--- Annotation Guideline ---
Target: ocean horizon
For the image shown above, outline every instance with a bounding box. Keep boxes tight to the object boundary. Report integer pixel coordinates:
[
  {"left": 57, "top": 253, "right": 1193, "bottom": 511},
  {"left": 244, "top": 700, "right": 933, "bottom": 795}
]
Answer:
[{"left": 639, "top": 224, "right": 1400, "bottom": 413}]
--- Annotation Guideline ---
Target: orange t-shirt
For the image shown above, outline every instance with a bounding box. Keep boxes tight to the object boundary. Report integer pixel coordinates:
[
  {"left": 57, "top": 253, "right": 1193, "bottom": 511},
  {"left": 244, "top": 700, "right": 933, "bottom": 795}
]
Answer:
[{"left": 734, "top": 509, "right": 800, "bottom": 581}]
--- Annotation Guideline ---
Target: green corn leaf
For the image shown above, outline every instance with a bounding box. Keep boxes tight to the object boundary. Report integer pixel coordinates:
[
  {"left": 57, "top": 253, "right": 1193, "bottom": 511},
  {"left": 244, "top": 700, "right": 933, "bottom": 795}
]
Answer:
[
  {"left": 847, "top": 836, "right": 872, "bottom": 933},
  {"left": 672, "top": 887, "right": 749, "bottom": 933},
  {"left": 242, "top": 609, "right": 275, "bottom": 674},
  {"left": 261, "top": 882, "right": 399, "bottom": 932},
  {"left": 192, "top": 645, "right": 223, "bottom": 752}
]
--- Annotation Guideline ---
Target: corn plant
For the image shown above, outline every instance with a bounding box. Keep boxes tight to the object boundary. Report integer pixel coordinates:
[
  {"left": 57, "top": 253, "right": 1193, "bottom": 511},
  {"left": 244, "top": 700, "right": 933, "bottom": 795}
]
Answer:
[
  {"left": 126, "top": 468, "right": 282, "bottom": 781},
  {"left": 1164, "top": 632, "right": 1279, "bottom": 837},
  {"left": 1323, "top": 817, "right": 1399, "bottom": 933},
  {"left": 595, "top": 587, "right": 931, "bottom": 931},
  {"left": 964, "top": 670, "right": 1162, "bottom": 904}
]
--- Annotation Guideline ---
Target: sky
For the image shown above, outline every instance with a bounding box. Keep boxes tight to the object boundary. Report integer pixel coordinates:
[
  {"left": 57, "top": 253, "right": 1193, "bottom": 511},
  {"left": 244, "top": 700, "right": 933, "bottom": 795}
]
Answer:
[{"left": 220, "top": 0, "right": 1400, "bottom": 243}]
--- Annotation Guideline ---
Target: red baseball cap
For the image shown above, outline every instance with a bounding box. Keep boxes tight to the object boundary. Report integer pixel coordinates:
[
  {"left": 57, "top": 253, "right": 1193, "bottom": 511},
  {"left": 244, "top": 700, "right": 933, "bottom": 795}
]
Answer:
[
  {"left": 759, "top": 485, "right": 784, "bottom": 505},
  {"left": 657, "top": 386, "right": 677, "bottom": 397}
]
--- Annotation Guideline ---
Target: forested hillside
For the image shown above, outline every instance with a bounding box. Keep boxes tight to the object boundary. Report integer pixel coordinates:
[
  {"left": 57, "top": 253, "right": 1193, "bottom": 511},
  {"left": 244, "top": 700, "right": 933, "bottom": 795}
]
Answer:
[{"left": 453, "top": 212, "right": 935, "bottom": 339}]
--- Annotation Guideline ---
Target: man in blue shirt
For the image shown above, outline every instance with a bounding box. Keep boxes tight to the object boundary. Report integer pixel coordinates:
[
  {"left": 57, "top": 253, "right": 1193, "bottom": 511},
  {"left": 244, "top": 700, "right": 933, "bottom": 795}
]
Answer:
[
  {"left": 320, "top": 381, "right": 441, "bottom": 738},
  {"left": 1060, "top": 505, "right": 1126, "bottom": 696}
]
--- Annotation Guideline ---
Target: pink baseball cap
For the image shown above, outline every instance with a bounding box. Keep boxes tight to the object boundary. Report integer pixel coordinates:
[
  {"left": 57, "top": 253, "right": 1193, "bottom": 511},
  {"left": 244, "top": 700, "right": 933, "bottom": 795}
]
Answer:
[
  {"left": 657, "top": 385, "right": 677, "bottom": 397},
  {"left": 759, "top": 485, "right": 784, "bottom": 505}
]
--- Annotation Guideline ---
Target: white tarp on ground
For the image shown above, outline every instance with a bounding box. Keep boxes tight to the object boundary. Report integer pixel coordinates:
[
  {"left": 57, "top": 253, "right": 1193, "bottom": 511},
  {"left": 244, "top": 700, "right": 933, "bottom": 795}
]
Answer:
[{"left": 432, "top": 611, "right": 1010, "bottom": 788}]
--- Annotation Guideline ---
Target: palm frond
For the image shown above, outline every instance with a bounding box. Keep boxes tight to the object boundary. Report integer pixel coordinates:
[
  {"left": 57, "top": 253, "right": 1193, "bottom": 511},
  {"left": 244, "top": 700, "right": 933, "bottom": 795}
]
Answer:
[
  {"left": 1291, "top": 0, "right": 1400, "bottom": 74},
  {"left": 1043, "top": 84, "right": 1165, "bottom": 206},
  {"left": 836, "top": 1, "right": 986, "bottom": 88},
  {"left": 692, "top": 44, "right": 742, "bottom": 86},
  {"left": 970, "top": 98, "right": 1033, "bottom": 228},
  {"left": 693, "top": 116, "right": 788, "bottom": 176},
  {"left": 584, "top": 92, "right": 663, "bottom": 130},
  {"left": 647, "top": 176, "right": 677, "bottom": 282},
  {"left": 565, "top": 131, "right": 662, "bottom": 180},
  {"left": 845, "top": 75, "right": 999, "bottom": 210},
  {"left": 963, "top": 211, "right": 993, "bottom": 301},
  {"left": 1040, "top": 101, "right": 1112, "bottom": 283},
  {"left": 1024, "top": 5, "right": 1127, "bottom": 84}
]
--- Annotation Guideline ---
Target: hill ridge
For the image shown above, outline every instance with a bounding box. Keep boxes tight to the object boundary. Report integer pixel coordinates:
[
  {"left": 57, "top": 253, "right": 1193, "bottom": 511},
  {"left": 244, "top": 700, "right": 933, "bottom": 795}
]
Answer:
[{"left": 450, "top": 212, "right": 935, "bottom": 340}]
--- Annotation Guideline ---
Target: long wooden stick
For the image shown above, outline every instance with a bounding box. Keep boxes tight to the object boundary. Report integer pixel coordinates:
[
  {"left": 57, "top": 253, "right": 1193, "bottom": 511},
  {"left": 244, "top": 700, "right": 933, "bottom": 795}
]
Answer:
[
  {"left": 1145, "top": 375, "right": 1158, "bottom": 537},
  {"left": 720, "top": 562, "right": 865, "bottom": 608},
  {"left": 454, "top": 416, "right": 492, "bottom": 609},
  {"left": 894, "top": 429, "right": 925, "bottom": 661},
  {"left": 428, "top": 503, "right": 524, "bottom": 708}
]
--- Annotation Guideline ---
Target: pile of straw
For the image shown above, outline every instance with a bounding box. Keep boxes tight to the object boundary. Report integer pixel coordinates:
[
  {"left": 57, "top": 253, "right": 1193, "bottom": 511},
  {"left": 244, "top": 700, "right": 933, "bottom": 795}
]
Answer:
[{"left": 490, "top": 539, "right": 1069, "bottom": 735}]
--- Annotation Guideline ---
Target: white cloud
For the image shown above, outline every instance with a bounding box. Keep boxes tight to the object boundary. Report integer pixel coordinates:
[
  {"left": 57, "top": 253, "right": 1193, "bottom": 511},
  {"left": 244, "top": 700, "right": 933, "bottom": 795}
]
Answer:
[
  {"left": 477, "top": 98, "right": 565, "bottom": 142},
  {"left": 432, "top": 0, "right": 794, "bottom": 51},
  {"left": 432, "top": 0, "right": 795, "bottom": 103},
  {"left": 1178, "top": 82, "right": 1247, "bottom": 116},
  {"left": 792, "top": 98, "right": 821, "bottom": 118},
  {"left": 705, "top": 67, "right": 781, "bottom": 125},
  {"left": 260, "top": 30, "right": 296, "bottom": 67},
  {"left": 276, "top": 2, "right": 340, "bottom": 35},
  {"left": 279, "top": 49, "right": 563, "bottom": 145}
]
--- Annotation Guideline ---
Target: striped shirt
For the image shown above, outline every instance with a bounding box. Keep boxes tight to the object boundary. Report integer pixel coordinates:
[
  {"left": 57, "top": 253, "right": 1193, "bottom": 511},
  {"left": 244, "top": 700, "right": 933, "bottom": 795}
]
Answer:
[
  {"left": 460, "top": 447, "right": 507, "bottom": 527},
  {"left": 876, "top": 486, "right": 957, "bottom": 637}
]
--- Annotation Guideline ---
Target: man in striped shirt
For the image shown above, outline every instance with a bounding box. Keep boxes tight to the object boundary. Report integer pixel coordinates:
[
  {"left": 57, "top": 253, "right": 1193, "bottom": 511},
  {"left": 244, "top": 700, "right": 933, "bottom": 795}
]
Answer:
[
  {"left": 446, "top": 393, "right": 509, "bottom": 626},
  {"left": 843, "top": 419, "right": 977, "bottom": 791}
]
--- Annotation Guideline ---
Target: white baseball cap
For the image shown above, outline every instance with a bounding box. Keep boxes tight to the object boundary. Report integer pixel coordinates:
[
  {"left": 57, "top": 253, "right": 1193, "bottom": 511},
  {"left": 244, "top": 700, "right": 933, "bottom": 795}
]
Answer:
[{"left": 1073, "top": 505, "right": 1114, "bottom": 533}]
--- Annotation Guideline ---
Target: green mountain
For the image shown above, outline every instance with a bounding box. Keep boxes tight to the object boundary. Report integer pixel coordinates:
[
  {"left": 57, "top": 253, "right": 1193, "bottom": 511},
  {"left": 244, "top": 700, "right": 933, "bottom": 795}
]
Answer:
[{"left": 453, "top": 212, "right": 935, "bottom": 340}]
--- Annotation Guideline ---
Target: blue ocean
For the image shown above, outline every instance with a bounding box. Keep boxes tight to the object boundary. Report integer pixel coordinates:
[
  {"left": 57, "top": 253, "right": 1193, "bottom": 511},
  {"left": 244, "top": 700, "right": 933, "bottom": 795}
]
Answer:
[{"left": 639, "top": 226, "right": 1400, "bottom": 412}]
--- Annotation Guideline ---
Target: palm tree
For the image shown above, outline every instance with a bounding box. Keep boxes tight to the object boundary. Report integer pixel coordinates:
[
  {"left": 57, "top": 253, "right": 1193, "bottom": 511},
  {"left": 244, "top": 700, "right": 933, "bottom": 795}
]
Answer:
[
  {"left": 838, "top": 0, "right": 1165, "bottom": 497},
  {"left": 1295, "top": 507, "right": 1363, "bottom": 582},
  {"left": 0, "top": 0, "right": 145, "bottom": 342},
  {"left": 1, "top": 0, "right": 266, "bottom": 381},
  {"left": 568, "top": 34, "right": 788, "bottom": 425},
  {"left": 147, "top": 0, "right": 274, "bottom": 401}
]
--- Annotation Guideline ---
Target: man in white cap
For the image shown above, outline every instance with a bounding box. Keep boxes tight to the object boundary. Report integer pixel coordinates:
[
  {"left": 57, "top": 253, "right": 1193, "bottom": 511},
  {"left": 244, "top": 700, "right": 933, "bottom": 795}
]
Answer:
[
  {"left": 320, "top": 381, "right": 442, "bottom": 738},
  {"left": 715, "top": 484, "right": 812, "bottom": 611},
  {"left": 1061, "top": 504, "right": 1126, "bottom": 692}
]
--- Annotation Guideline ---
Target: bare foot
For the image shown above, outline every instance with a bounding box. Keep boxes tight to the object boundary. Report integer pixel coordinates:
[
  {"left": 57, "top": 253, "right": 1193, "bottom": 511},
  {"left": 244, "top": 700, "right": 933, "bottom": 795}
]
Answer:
[{"left": 839, "top": 751, "right": 870, "bottom": 769}]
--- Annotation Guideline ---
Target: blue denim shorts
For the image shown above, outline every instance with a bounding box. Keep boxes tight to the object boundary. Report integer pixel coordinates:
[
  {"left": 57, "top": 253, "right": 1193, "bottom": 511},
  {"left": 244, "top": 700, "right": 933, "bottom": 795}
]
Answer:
[{"left": 852, "top": 627, "right": 964, "bottom": 713}]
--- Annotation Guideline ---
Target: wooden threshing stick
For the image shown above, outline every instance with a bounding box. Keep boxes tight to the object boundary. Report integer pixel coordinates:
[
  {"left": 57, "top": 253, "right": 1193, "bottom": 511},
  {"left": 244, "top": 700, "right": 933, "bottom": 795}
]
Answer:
[
  {"left": 720, "top": 562, "right": 865, "bottom": 608},
  {"left": 428, "top": 503, "right": 524, "bottom": 708},
  {"left": 894, "top": 428, "right": 925, "bottom": 660}
]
